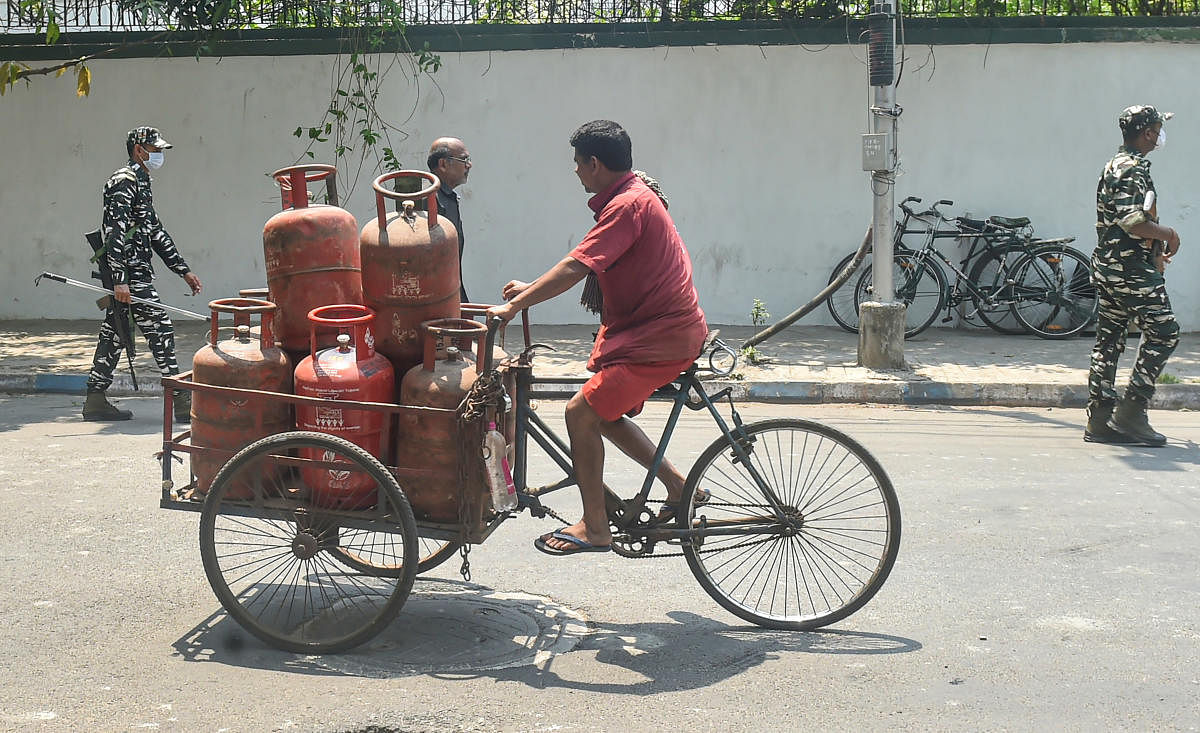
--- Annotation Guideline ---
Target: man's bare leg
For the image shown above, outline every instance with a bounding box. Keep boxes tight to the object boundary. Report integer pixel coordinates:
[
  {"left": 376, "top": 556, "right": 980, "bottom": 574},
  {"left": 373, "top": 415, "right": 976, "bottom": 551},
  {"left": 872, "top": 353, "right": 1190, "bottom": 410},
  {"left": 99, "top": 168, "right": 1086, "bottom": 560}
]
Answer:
[
  {"left": 541, "top": 390, "right": 613, "bottom": 552},
  {"left": 599, "top": 417, "right": 687, "bottom": 501}
]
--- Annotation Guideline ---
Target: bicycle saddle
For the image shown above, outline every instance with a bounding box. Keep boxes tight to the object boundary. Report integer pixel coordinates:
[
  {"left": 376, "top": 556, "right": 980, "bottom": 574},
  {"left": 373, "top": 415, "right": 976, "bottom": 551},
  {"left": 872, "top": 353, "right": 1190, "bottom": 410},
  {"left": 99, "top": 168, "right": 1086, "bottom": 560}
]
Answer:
[{"left": 989, "top": 215, "right": 1031, "bottom": 228}]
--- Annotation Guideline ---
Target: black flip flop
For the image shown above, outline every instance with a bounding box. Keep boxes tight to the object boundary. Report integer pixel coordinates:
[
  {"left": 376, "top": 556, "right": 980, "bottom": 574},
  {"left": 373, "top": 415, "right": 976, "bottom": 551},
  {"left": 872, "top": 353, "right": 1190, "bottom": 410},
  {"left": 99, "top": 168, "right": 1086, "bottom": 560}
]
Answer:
[{"left": 534, "top": 530, "right": 612, "bottom": 556}]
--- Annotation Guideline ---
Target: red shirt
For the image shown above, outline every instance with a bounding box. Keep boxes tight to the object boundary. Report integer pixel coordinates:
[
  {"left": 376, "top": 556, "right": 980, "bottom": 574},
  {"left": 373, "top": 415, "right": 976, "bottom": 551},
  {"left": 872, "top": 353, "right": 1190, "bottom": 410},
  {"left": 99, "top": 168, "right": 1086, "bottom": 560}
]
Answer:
[{"left": 570, "top": 172, "right": 708, "bottom": 371}]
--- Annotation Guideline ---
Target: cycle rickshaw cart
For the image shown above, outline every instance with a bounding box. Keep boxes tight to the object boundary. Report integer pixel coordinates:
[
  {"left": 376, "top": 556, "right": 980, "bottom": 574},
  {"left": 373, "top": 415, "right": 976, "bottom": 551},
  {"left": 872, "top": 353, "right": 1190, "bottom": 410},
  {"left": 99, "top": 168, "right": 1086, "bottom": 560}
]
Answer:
[{"left": 159, "top": 310, "right": 902, "bottom": 654}]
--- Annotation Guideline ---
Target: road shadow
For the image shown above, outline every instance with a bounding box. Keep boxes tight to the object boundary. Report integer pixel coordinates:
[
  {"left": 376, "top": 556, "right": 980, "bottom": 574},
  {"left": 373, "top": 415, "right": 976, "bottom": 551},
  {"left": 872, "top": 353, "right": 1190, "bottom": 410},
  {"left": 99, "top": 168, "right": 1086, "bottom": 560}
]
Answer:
[
  {"left": 486, "top": 610, "right": 920, "bottom": 695},
  {"left": 965, "top": 406, "right": 1200, "bottom": 471},
  {"left": 0, "top": 394, "right": 166, "bottom": 434},
  {"left": 172, "top": 580, "right": 919, "bottom": 690}
]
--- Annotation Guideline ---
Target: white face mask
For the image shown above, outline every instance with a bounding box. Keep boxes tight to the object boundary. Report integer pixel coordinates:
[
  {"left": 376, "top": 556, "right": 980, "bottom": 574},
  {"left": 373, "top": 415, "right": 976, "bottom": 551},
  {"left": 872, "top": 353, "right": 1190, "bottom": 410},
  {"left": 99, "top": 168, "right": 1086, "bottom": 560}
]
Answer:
[
  {"left": 1155, "top": 128, "right": 1166, "bottom": 150},
  {"left": 144, "top": 151, "right": 164, "bottom": 169}
]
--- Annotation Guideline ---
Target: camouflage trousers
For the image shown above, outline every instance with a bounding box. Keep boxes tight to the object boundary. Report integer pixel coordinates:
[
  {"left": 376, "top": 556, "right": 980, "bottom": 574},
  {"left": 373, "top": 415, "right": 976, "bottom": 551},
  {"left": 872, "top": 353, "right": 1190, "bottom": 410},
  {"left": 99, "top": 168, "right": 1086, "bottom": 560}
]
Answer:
[
  {"left": 87, "top": 280, "right": 180, "bottom": 392},
  {"left": 1087, "top": 259, "right": 1179, "bottom": 408}
]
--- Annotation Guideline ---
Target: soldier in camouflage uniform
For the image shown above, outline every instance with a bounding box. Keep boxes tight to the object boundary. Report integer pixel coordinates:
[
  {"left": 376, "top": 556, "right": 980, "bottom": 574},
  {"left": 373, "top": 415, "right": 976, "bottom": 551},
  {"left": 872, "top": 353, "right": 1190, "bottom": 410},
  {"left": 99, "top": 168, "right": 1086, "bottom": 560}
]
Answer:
[
  {"left": 1086, "top": 105, "right": 1181, "bottom": 447},
  {"left": 83, "top": 126, "right": 203, "bottom": 422}
]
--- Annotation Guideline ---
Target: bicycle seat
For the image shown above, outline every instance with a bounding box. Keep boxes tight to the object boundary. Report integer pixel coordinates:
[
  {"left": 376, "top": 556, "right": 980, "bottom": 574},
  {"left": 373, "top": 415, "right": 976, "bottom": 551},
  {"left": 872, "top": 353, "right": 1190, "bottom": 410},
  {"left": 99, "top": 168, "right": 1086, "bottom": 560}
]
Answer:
[
  {"left": 988, "top": 215, "right": 1031, "bottom": 229},
  {"left": 955, "top": 217, "right": 988, "bottom": 233}
]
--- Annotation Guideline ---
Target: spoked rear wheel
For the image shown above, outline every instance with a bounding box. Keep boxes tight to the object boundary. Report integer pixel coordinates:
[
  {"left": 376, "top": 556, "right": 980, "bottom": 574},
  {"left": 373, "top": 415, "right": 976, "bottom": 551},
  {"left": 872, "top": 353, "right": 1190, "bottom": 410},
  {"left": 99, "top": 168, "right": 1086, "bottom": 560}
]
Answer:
[
  {"left": 826, "top": 249, "right": 873, "bottom": 333},
  {"left": 854, "top": 252, "right": 946, "bottom": 338},
  {"left": 680, "top": 419, "right": 900, "bottom": 630},
  {"left": 199, "top": 431, "right": 418, "bottom": 654},
  {"left": 1010, "top": 245, "right": 1097, "bottom": 339}
]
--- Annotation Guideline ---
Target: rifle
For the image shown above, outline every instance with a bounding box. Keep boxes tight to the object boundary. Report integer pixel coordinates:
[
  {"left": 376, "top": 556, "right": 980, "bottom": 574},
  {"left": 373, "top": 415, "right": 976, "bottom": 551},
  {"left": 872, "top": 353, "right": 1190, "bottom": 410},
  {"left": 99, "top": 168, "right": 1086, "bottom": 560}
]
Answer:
[
  {"left": 35, "top": 271, "right": 206, "bottom": 320},
  {"left": 86, "top": 229, "right": 139, "bottom": 391}
]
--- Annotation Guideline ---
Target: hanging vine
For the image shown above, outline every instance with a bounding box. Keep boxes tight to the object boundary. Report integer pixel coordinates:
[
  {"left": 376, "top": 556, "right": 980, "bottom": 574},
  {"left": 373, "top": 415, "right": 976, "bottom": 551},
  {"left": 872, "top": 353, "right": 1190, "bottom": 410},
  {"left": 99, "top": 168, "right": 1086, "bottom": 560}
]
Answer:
[{"left": 292, "top": 4, "right": 442, "bottom": 198}]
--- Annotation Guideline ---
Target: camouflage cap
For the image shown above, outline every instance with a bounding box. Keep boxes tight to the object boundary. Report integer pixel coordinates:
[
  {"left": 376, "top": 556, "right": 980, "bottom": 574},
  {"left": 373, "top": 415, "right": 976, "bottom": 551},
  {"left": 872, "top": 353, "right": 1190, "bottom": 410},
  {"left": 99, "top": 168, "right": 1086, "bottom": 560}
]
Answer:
[
  {"left": 1118, "top": 105, "right": 1174, "bottom": 135},
  {"left": 126, "top": 126, "right": 173, "bottom": 149}
]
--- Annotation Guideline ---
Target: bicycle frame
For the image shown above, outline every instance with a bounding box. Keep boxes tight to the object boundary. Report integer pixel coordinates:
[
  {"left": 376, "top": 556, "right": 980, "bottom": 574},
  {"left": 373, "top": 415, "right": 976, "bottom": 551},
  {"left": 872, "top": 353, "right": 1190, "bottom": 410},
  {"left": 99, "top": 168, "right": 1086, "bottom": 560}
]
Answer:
[
  {"left": 505, "top": 347, "right": 798, "bottom": 546},
  {"left": 893, "top": 207, "right": 1038, "bottom": 315}
]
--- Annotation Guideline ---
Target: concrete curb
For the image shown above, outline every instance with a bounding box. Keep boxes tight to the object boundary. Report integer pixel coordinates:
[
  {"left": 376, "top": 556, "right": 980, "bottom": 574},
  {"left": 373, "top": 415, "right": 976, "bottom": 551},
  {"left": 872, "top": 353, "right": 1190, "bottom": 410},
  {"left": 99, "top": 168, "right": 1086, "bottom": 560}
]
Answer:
[{"left": 4, "top": 371, "right": 1199, "bottom": 409}]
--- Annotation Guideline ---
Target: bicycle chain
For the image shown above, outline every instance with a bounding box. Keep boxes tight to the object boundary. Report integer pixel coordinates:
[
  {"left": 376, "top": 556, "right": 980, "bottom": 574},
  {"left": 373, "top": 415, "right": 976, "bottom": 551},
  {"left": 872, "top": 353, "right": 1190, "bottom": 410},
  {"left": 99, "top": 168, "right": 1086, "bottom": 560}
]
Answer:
[{"left": 538, "top": 498, "right": 783, "bottom": 559}]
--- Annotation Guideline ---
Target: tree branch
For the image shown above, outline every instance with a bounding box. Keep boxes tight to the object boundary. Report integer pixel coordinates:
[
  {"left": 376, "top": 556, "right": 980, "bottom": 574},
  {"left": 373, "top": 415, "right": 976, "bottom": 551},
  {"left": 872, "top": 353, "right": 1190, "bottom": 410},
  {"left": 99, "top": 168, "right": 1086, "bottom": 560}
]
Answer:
[{"left": 11, "top": 31, "right": 173, "bottom": 82}]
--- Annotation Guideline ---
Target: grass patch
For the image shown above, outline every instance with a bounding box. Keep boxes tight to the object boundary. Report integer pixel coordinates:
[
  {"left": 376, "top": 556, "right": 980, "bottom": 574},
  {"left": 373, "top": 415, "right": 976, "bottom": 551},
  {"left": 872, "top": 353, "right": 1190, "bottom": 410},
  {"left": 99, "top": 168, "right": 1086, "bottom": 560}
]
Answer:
[{"left": 1156, "top": 372, "right": 1181, "bottom": 385}]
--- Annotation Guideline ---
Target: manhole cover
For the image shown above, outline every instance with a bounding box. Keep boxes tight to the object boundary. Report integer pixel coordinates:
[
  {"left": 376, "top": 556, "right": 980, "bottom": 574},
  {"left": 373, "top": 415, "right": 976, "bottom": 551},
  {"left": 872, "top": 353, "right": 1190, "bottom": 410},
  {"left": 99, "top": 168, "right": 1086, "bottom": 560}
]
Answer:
[{"left": 315, "top": 580, "right": 590, "bottom": 677}]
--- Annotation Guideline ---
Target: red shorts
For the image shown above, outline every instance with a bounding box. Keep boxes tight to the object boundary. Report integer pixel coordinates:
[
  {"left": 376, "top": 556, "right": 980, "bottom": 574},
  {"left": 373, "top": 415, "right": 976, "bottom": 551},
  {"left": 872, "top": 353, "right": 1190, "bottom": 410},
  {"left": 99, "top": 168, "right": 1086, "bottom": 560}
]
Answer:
[{"left": 581, "top": 358, "right": 695, "bottom": 422}]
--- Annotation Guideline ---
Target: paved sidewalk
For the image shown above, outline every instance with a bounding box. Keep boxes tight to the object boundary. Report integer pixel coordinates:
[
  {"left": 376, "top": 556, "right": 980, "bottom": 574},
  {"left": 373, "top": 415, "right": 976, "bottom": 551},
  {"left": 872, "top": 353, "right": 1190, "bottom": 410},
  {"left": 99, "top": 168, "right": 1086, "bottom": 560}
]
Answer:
[{"left": 1, "top": 319, "right": 1198, "bottom": 408}]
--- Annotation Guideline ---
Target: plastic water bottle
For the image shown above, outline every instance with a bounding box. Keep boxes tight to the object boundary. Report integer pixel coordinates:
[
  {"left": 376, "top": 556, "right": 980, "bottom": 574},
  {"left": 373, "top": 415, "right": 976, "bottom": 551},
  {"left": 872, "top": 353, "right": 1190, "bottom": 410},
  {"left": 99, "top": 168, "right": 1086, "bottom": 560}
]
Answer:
[{"left": 484, "top": 421, "right": 518, "bottom": 512}]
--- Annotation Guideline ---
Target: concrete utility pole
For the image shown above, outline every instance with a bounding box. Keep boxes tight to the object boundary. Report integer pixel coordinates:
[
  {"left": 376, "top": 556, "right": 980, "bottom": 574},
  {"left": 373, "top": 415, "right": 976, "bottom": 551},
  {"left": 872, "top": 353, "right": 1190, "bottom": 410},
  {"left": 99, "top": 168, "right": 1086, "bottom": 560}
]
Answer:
[{"left": 858, "top": 0, "right": 906, "bottom": 369}]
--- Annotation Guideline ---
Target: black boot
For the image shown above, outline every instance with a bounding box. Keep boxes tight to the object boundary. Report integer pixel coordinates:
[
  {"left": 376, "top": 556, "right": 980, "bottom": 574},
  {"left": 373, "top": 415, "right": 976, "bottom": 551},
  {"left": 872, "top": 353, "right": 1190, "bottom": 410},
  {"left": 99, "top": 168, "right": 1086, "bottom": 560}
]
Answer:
[
  {"left": 1110, "top": 395, "right": 1167, "bottom": 447},
  {"left": 82, "top": 389, "right": 133, "bottom": 421},
  {"left": 1083, "top": 402, "right": 1135, "bottom": 444},
  {"left": 174, "top": 390, "right": 192, "bottom": 425}
]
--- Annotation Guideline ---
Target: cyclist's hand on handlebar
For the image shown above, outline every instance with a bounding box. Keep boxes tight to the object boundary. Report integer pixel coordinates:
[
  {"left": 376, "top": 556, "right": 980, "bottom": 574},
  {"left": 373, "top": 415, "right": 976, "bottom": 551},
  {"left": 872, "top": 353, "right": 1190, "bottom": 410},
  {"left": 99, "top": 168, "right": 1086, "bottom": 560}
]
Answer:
[{"left": 501, "top": 279, "right": 530, "bottom": 301}]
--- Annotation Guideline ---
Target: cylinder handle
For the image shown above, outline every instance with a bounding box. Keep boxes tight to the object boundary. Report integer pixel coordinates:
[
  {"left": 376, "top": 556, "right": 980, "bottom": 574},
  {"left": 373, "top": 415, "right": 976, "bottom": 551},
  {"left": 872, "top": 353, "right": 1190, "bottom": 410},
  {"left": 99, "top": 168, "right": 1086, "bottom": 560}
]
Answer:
[
  {"left": 372, "top": 170, "right": 440, "bottom": 230},
  {"left": 206, "top": 297, "right": 277, "bottom": 349},
  {"left": 419, "top": 318, "right": 488, "bottom": 373},
  {"left": 307, "top": 304, "right": 378, "bottom": 362},
  {"left": 271, "top": 163, "right": 339, "bottom": 210}
]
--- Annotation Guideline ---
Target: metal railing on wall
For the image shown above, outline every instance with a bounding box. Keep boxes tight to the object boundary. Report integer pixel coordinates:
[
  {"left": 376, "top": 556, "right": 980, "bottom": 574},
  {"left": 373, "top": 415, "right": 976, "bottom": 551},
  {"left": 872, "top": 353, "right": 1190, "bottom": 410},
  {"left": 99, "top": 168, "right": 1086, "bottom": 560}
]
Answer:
[{"left": 4, "top": 0, "right": 1198, "bottom": 33}]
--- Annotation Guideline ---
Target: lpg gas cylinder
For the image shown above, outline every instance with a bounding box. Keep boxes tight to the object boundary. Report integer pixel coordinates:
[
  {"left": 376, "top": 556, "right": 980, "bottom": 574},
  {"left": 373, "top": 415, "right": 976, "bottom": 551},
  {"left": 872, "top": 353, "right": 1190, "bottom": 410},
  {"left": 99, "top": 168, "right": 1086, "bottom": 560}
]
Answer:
[
  {"left": 263, "top": 164, "right": 363, "bottom": 356},
  {"left": 294, "top": 304, "right": 394, "bottom": 509},
  {"left": 360, "top": 170, "right": 461, "bottom": 378},
  {"left": 190, "top": 299, "right": 293, "bottom": 497},
  {"left": 394, "top": 318, "right": 489, "bottom": 522}
]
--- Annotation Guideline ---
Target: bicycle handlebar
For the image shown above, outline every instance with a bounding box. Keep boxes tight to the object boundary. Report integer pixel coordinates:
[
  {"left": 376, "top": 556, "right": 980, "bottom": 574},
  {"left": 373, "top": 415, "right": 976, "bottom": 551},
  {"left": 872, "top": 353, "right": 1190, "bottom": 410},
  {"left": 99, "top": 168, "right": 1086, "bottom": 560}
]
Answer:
[{"left": 898, "top": 196, "right": 922, "bottom": 217}]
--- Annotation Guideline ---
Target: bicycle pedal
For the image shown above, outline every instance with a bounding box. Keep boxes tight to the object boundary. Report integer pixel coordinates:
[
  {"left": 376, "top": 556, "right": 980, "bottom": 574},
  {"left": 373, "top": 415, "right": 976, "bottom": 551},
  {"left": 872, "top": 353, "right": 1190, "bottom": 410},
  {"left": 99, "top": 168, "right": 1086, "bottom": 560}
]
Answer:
[{"left": 940, "top": 315, "right": 954, "bottom": 323}]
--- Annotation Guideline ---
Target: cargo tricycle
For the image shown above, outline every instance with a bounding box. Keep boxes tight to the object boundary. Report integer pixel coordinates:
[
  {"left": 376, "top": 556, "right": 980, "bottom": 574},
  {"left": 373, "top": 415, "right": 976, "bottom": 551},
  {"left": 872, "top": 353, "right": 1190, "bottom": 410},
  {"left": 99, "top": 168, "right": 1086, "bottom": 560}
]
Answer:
[{"left": 159, "top": 311, "right": 901, "bottom": 654}]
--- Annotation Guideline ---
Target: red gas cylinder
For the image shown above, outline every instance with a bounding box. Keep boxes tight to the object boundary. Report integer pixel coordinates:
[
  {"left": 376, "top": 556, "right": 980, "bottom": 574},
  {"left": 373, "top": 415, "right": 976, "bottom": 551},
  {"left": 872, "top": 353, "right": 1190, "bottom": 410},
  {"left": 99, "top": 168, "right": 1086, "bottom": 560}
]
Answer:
[
  {"left": 263, "top": 164, "right": 363, "bottom": 356},
  {"left": 190, "top": 299, "right": 293, "bottom": 497},
  {"left": 360, "top": 170, "right": 461, "bottom": 378},
  {"left": 395, "top": 318, "right": 489, "bottom": 522},
  {"left": 294, "top": 304, "right": 395, "bottom": 509}
]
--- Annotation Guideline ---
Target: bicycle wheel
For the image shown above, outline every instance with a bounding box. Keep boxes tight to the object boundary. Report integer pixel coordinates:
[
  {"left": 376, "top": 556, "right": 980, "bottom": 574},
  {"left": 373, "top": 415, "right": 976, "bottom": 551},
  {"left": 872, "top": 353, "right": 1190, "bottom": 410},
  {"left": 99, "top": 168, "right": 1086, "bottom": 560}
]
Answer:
[
  {"left": 965, "top": 245, "right": 1028, "bottom": 335},
  {"left": 199, "top": 431, "right": 418, "bottom": 654},
  {"left": 1009, "top": 245, "right": 1097, "bottom": 339},
  {"left": 680, "top": 419, "right": 901, "bottom": 630},
  {"left": 330, "top": 534, "right": 462, "bottom": 577},
  {"left": 853, "top": 252, "right": 946, "bottom": 338},
  {"left": 826, "top": 250, "right": 873, "bottom": 333}
]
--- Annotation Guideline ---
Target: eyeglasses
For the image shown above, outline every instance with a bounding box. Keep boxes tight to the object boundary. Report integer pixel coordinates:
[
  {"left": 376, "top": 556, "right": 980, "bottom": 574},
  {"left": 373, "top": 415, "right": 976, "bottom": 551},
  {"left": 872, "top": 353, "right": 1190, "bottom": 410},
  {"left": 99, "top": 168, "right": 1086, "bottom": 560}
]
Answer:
[{"left": 446, "top": 155, "right": 471, "bottom": 165}]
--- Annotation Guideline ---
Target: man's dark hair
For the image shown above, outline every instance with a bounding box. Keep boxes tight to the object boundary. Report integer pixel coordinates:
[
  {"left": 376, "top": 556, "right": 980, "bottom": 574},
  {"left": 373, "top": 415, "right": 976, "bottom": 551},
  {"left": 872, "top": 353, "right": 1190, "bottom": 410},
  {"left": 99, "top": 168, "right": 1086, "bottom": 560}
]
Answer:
[
  {"left": 569, "top": 120, "right": 632, "bottom": 172},
  {"left": 127, "top": 139, "right": 136, "bottom": 157},
  {"left": 428, "top": 143, "right": 452, "bottom": 172}
]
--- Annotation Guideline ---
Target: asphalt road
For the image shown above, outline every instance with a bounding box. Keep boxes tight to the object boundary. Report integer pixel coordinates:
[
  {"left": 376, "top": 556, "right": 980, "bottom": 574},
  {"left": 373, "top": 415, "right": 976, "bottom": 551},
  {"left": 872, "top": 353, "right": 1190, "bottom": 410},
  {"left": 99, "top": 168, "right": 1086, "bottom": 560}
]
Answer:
[{"left": 1, "top": 394, "right": 1198, "bottom": 732}]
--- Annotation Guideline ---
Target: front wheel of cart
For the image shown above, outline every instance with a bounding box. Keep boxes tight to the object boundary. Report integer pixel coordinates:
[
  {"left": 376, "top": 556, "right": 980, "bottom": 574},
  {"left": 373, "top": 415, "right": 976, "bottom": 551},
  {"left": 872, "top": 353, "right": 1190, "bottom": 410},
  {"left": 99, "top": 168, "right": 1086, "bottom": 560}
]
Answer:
[{"left": 198, "top": 431, "right": 418, "bottom": 654}]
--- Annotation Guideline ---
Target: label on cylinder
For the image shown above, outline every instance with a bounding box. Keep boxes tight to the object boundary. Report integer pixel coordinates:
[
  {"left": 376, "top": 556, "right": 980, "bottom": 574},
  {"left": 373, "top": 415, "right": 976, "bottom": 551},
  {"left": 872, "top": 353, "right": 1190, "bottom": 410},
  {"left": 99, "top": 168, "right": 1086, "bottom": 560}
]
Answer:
[
  {"left": 322, "top": 449, "right": 352, "bottom": 487},
  {"left": 391, "top": 271, "right": 422, "bottom": 298},
  {"left": 315, "top": 406, "right": 345, "bottom": 429}
]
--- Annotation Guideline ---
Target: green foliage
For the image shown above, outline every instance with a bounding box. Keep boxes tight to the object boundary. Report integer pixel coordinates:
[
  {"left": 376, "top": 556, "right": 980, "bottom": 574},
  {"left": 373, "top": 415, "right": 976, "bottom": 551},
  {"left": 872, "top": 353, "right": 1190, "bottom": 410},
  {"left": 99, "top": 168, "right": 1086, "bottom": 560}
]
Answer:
[
  {"left": 741, "top": 298, "right": 771, "bottom": 366},
  {"left": 750, "top": 298, "right": 771, "bottom": 327},
  {"left": 1156, "top": 372, "right": 1181, "bottom": 384},
  {"left": 289, "top": 3, "right": 442, "bottom": 197}
]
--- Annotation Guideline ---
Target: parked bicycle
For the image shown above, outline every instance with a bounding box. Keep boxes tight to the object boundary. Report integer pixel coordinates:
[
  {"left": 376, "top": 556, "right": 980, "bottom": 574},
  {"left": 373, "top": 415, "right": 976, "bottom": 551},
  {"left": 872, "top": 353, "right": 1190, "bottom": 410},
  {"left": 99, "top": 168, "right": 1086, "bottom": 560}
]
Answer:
[{"left": 826, "top": 197, "right": 1097, "bottom": 339}]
